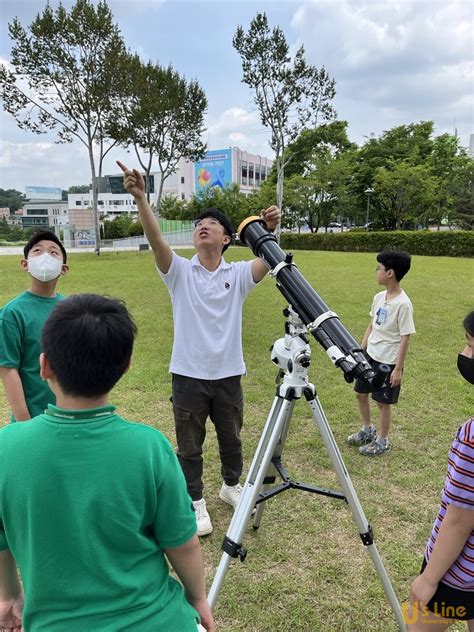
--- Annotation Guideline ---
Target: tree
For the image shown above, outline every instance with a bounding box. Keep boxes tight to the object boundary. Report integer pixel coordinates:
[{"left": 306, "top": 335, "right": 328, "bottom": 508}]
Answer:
[
  {"left": 280, "top": 122, "right": 356, "bottom": 230},
  {"left": 285, "top": 175, "right": 321, "bottom": 232},
  {"left": 0, "top": 0, "right": 126, "bottom": 254},
  {"left": 450, "top": 154, "right": 474, "bottom": 229},
  {"left": 108, "top": 54, "right": 207, "bottom": 210},
  {"left": 283, "top": 120, "right": 356, "bottom": 179},
  {"left": 0, "top": 188, "right": 25, "bottom": 212},
  {"left": 157, "top": 195, "right": 190, "bottom": 221},
  {"left": 233, "top": 12, "right": 336, "bottom": 235},
  {"left": 68, "top": 184, "right": 91, "bottom": 194},
  {"left": 373, "top": 162, "right": 436, "bottom": 230},
  {"left": 351, "top": 122, "right": 435, "bottom": 220},
  {"left": 187, "top": 184, "right": 252, "bottom": 230},
  {"left": 102, "top": 214, "right": 134, "bottom": 239},
  {"left": 427, "top": 134, "right": 473, "bottom": 229},
  {"left": 128, "top": 221, "right": 144, "bottom": 237}
]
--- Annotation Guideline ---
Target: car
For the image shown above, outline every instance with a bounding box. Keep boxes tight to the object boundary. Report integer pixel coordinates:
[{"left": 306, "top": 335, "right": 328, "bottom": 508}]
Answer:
[{"left": 328, "top": 221, "right": 342, "bottom": 228}]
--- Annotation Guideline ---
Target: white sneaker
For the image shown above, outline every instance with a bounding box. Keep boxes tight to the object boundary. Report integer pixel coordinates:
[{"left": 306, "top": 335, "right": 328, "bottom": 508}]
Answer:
[
  {"left": 192, "top": 498, "right": 213, "bottom": 536},
  {"left": 219, "top": 483, "right": 243, "bottom": 509}
]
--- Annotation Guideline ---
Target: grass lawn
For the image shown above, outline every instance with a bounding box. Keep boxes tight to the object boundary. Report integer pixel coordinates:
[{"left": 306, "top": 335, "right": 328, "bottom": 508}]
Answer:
[{"left": 1, "top": 247, "right": 473, "bottom": 631}]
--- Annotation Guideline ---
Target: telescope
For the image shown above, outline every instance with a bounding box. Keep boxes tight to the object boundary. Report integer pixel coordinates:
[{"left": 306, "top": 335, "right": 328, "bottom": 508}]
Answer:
[{"left": 238, "top": 217, "right": 389, "bottom": 389}]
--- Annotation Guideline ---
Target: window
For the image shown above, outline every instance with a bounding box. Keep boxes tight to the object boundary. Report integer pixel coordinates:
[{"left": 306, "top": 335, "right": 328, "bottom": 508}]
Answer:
[
  {"left": 241, "top": 161, "right": 248, "bottom": 186},
  {"left": 76, "top": 201, "right": 82, "bottom": 205},
  {"left": 181, "top": 193, "right": 185, "bottom": 200},
  {"left": 248, "top": 164, "right": 254, "bottom": 185},
  {"left": 27, "top": 208, "right": 48, "bottom": 215},
  {"left": 181, "top": 176, "right": 185, "bottom": 184}
]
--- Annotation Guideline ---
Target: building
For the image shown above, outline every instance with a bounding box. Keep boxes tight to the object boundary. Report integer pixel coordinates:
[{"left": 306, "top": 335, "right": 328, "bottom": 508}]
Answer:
[
  {"left": 21, "top": 186, "right": 69, "bottom": 230},
  {"left": 192, "top": 148, "right": 273, "bottom": 197},
  {"left": 0, "top": 209, "right": 23, "bottom": 226},
  {"left": 67, "top": 147, "right": 274, "bottom": 233}
]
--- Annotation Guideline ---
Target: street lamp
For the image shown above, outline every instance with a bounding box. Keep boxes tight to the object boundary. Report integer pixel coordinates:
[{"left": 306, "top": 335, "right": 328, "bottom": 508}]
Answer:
[{"left": 364, "top": 187, "right": 374, "bottom": 230}]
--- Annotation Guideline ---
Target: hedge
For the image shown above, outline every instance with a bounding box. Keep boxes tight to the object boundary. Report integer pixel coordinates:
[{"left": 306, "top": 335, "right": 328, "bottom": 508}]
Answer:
[{"left": 279, "top": 230, "right": 474, "bottom": 257}]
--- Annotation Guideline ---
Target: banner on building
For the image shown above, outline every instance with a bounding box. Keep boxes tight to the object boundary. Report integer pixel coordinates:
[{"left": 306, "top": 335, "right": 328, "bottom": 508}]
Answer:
[
  {"left": 194, "top": 150, "right": 232, "bottom": 193},
  {"left": 25, "top": 186, "right": 62, "bottom": 201}
]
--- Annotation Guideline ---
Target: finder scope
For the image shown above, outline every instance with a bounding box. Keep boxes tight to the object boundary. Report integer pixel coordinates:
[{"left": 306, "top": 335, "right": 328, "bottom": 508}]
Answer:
[{"left": 238, "top": 217, "right": 389, "bottom": 388}]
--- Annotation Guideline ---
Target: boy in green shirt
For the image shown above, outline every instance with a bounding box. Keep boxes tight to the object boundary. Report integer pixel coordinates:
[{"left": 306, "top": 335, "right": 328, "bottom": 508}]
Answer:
[
  {"left": 0, "top": 230, "right": 69, "bottom": 422},
  {"left": 0, "top": 294, "right": 214, "bottom": 631}
]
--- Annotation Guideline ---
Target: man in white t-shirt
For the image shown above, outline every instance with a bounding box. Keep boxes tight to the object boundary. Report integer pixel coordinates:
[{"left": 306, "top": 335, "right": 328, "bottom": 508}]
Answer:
[
  {"left": 117, "top": 161, "right": 280, "bottom": 535},
  {"left": 347, "top": 250, "right": 415, "bottom": 456}
]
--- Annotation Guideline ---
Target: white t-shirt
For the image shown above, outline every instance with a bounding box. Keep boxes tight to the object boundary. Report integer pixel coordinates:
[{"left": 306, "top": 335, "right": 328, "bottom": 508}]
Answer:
[
  {"left": 159, "top": 252, "right": 256, "bottom": 379},
  {"left": 367, "top": 290, "right": 415, "bottom": 364}
]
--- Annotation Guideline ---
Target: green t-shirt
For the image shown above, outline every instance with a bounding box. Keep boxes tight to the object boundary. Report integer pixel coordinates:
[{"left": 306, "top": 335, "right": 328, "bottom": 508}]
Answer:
[
  {"left": 0, "top": 291, "right": 64, "bottom": 421},
  {"left": 0, "top": 404, "right": 199, "bottom": 631}
]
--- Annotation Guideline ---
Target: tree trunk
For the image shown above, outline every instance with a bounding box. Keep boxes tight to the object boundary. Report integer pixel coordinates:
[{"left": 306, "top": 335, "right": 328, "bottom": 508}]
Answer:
[
  {"left": 88, "top": 145, "right": 101, "bottom": 256},
  {"left": 275, "top": 156, "right": 284, "bottom": 244},
  {"left": 156, "top": 172, "right": 166, "bottom": 219}
]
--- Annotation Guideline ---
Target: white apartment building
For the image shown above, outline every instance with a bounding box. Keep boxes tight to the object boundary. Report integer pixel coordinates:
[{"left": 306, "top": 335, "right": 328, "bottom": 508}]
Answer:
[
  {"left": 20, "top": 186, "right": 69, "bottom": 230},
  {"left": 21, "top": 200, "right": 69, "bottom": 230}
]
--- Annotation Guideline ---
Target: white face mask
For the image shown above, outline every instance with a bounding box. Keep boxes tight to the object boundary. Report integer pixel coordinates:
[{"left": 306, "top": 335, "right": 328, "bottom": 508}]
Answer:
[{"left": 27, "top": 253, "right": 63, "bottom": 282}]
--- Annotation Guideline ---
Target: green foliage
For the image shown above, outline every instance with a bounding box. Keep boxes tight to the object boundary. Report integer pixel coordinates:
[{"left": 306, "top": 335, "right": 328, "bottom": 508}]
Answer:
[
  {"left": 449, "top": 152, "right": 474, "bottom": 229},
  {"left": 102, "top": 214, "right": 135, "bottom": 239},
  {"left": 245, "top": 180, "right": 277, "bottom": 214},
  {"left": 107, "top": 54, "right": 207, "bottom": 206},
  {"left": 285, "top": 148, "right": 356, "bottom": 232},
  {"left": 0, "top": 188, "right": 25, "bottom": 212},
  {"left": 0, "top": 217, "right": 33, "bottom": 243},
  {"left": 283, "top": 120, "right": 356, "bottom": 179},
  {"left": 280, "top": 121, "right": 473, "bottom": 230},
  {"left": 128, "top": 221, "right": 144, "bottom": 237},
  {"left": 187, "top": 184, "right": 253, "bottom": 230},
  {"left": 68, "top": 184, "right": 91, "bottom": 194},
  {"left": 373, "top": 162, "right": 436, "bottom": 230},
  {"left": 158, "top": 195, "right": 192, "bottom": 221},
  {"left": 0, "top": 0, "right": 127, "bottom": 254},
  {"left": 280, "top": 230, "right": 474, "bottom": 257}
]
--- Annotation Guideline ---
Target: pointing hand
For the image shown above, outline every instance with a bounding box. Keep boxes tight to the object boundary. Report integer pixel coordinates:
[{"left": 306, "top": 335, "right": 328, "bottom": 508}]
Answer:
[{"left": 116, "top": 161, "right": 145, "bottom": 199}]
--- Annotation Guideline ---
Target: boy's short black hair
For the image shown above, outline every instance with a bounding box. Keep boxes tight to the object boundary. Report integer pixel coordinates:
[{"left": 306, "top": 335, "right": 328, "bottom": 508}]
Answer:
[
  {"left": 463, "top": 310, "right": 474, "bottom": 337},
  {"left": 24, "top": 230, "right": 67, "bottom": 263},
  {"left": 194, "top": 207, "right": 234, "bottom": 252},
  {"left": 377, "top": 250, "right": 411, "bottom": 281},
  {"left": 42, "top": 294, "right": 137, "bottom": 397}
]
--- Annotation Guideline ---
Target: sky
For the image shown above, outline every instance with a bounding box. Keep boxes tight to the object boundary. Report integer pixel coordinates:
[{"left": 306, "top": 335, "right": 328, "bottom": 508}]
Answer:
[{"left": 0, "top": 0, "right": 473, "bottom": 193}]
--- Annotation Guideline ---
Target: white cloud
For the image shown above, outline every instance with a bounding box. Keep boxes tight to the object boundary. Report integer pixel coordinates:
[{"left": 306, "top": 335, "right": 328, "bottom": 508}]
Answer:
[
  {"left": 291, "top": 0, "right": 473, "bottom": 145},
  {"left": 205, "top": 107, "right": 272, "bottom": 156},
  {"left": 0, "top": 140, "right": 91, "bottom": 191}
]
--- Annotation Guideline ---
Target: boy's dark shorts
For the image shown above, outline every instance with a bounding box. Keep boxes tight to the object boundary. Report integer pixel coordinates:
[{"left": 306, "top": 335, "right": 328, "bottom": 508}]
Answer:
[
  {"left": 354, "top": 355, "right": 401, "bottom": 404},
  {"left": 420, "top": 558, "right": 474, "bottom": 620}
]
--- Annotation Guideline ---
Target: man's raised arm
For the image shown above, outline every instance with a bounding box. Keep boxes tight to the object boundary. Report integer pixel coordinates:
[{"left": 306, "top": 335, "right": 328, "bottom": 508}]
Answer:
[{"left": 116, "top": 161, "right": 173, "bottom": 273}]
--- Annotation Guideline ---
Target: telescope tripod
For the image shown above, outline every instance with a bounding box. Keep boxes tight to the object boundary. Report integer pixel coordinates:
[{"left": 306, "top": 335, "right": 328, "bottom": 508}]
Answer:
[{"left": 208, "top": 310, "right": 406, "bottom": 631}]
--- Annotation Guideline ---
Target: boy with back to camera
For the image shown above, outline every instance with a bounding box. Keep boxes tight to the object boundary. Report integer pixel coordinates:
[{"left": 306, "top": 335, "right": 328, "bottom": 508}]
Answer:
[
  {"left": 117, "top": 160, "right": 280, "bottom": 536},
  {"left": 347, "top": 250, "right": 415, "bottom": 456},
  {"left": 0, "top": 230, "right": 68, "bottom": 422},
  {"left": 0, "top": 294, "right": 214, "bottom": 632}
]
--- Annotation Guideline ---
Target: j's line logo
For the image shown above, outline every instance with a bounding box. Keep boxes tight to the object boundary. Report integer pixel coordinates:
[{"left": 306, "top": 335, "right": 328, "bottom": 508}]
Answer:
[{"left": 402, "top": 601, "right": 467, "bottom": 624}]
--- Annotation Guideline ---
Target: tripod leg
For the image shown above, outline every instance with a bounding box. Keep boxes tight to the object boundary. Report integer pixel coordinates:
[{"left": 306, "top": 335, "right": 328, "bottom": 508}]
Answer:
[
  {"left": 208, "top": 394, "right": 295, "bottom": 608},
  {"left": 251, "top": 393, "right": 295, "bottom": 529},
  {"left": 306, "top": 392, "right": 406, "bottom": 631}
]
